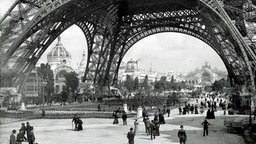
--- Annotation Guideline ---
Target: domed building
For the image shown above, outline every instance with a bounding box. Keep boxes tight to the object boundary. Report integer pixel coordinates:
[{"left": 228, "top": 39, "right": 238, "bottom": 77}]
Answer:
[
  {"left": 47, "top": 36, "right": 74, "bottom": 93},
  {"left": 185, "top": 62, "right": 227, "bottom": 87},
  {"left": 119, "top": 59, "right": 157, "bottom": 83}
]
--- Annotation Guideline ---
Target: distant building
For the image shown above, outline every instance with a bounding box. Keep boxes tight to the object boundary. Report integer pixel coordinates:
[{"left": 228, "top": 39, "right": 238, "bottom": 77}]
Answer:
[
  {"left": 118, "top": 59, "right": 158, "bottom": 83},
  {"left": 23, "top": 69, "right": 42, "bottom": 98},
  {"left": 45, "top": 36, "right": 88, "bottom": 93},
  {"left": 184, "top": 62, "right": 227, "bottom": 87},
  {"left": 47, "top": 36, "right": 75, "bottom": 93}
]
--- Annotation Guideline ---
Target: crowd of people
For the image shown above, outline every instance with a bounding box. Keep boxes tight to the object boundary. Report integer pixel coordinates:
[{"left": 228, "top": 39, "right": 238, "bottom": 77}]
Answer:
[
  {"left": 8, "top": 95, "right": 229, "bottom": 144},
  {"left": 124, "top": 95, "right": 224, "bottom": 144},
  {"left": 9, "top": 122, "right": 35, "bottom": 144}
]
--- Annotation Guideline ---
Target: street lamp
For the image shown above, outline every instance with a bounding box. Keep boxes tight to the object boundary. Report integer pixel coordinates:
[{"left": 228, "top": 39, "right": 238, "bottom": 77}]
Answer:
[{"left": 41, "top": 80, "right": 47, "bottom": 118}]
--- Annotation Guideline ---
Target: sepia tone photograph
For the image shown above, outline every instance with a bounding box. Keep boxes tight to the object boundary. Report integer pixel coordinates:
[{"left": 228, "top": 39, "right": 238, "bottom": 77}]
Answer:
[{"left": 0, "top": 0, "right": 256, "bottom": 144}]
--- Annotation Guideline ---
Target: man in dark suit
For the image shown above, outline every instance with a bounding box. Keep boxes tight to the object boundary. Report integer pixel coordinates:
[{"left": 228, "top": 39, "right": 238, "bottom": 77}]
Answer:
[
  {"left": 127, "top": 127, "right": 135, "bottom": 144},
  {"left": 178, "top": 125, "right": 187, "bottom": 144},
  {"left": 122, "top": 111, "right": 127, "bottom": 125},
  {"left": 10, "top": 129, "right": 16, "bottom": 144},
  {"left": 202, "top": 118, "right": 210, "bottom": 136},
  {"left": 27, "top": 128, "right": 35, "bottom": 144}
]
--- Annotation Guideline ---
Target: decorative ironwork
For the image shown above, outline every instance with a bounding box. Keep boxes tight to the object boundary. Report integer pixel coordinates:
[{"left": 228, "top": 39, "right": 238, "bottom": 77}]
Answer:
[{"left": 1, "top": 0, "right": 256, "bottom": 95}]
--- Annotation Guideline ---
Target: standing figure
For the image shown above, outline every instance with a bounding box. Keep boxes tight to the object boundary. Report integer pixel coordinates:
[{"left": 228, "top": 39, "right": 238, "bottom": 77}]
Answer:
[
  {"left": 72, "top": 114, "right": 79, "bottom": 130},
  {"left": 17, "top": 130, "right": 24, "bottom": 144},
  {"left": 145, "top": 117, "right": 151, "bottom": 136},
  {"left": 20, "top": 123, "right": 27, "bottom": 141},
  {"left": 206, "top": 109, "right": 211, "bottom": 119},
  {"left": 10, "top": 130, "right": 16, "bottom": 144},
  {"left": 77, "top": 117, "right": 83, "bottom": 131},
  {"left": 190, "top": 105, "right": 194, "bottom": 114},
  {"left": 122, "top": 111, "right": 128, "bottom": 125},
  {"left": 202, "top": 118, "right": 210, "bottom": 136},
  {"left": 178, "top": 106, "right": 182, "bottom": 115},
  {"left": 142, "top": 108, "right": 148, "bottom": 120},
  {"left": 97, "top": 104, "right": 102, "bottom": 111},
  {"left": 167, "top": 107, "right": 171, "bottom": 117},
  {"left": 113, "top": 108, "right": 120, "bottom": 124},
  {"left": 178, "top": 125, "right": 187, "bottom": 144},
  {"left": 134, "top": 119, "right": 139, "bottom": 136},
  {"left": 127, "top": 127, "right": 135, "bottom": 144},
  {"left": 150, "top": 120, "right": 156, "bottom": 140},
  {"left": 26, "top": 122, "right": 33, "bottom": 138},
  {"left": 154, "top": 118, "right": 160, "bottom": 136},
  {"left": 194, "top": 105, "right": 198, "bottom": 114},
  {"left": 182, "top": 107, "right": 186, "bottom": 115},
  {"left": 27, "top": 128, "right": 35, "bottom": 144},
  {"left": 158, "top": 112, "right": 165, "bottom": 124}
]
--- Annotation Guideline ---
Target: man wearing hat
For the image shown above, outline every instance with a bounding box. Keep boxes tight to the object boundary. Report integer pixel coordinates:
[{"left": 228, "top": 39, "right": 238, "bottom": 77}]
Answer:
[
  {"left": 10, "top": 129, "right": 16, "bottom": 144},
  {"left": 178, "top": 125, "right": 187, "bottom": 144},
  {"left": 127, "top": 127, "right": 135, "bottom": 144}
]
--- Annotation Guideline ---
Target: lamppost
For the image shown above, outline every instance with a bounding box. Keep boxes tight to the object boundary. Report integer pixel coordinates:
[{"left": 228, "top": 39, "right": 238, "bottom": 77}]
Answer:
[{"left": 41, "top": 80, "right": 47, "bottom": 118}]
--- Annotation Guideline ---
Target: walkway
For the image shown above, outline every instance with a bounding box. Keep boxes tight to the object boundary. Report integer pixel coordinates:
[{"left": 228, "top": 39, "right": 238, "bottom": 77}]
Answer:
[{"left": 0, "top": 99, "right": 248, "bottom": 144}]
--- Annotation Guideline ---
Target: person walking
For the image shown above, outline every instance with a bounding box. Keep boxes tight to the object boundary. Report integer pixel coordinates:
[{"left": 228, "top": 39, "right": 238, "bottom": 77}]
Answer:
[
  {"left": 134, "top": 119, "right": 139, "bottom": 136},
  {"left": 113, "top": 108, "right": 120, "bottom": 124},
  {"left": 10, "top": 129, "right": 16, "bottom": 144},
  {"left": 195, "top": 105, "right": 198, "bottom": 114},
  {"left": 27, "top": 128, "right": 35, "bottom": 144},
  {"left": 26, "top": 122, "right": 33, "bottom": 138},
  {"left": 77, "top": 117, "right": 83, "bottom": 131},
  {"left": 178, "top": 125, "right": 187, "bottom": 144},
  {"left": 20, "top": 123, "right": 27, "bottom": 141},
  {"left": 72, "top": 114, "right": 79, "bottom": 130},
  {"left": 167, "top": 107, "right": 171, "bottom": 117},
  {"left": 150, "top": 120, "right": 156, "bottom": 140},
  {"left": 127, "top": 127, "right": 135, "bottom": 144},
  {"left": 122, "top": 111, "right": 127, "bottom": 125},
  {"left": 190, "top": 105, "right": 194, "bottom": 114},
  {"left": 202, "top": 118, "right": 210, "bottom": 136},
  {"left": 145, "top": 117, "right": 150, "bottom": 135},
  {"left": 154, "top": 118, "right": 160, "bottom": 136}
]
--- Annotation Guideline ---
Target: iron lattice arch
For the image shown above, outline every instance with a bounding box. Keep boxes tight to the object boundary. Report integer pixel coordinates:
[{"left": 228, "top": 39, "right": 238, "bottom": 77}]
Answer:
[{"left": 1, "top": 0, "right": 256, "bottom": 90}]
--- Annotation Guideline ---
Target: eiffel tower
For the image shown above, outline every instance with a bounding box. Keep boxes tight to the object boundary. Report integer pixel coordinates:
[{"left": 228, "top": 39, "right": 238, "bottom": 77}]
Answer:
[{"left": 1, "top": 0, "right": 256, "bottom": 96}]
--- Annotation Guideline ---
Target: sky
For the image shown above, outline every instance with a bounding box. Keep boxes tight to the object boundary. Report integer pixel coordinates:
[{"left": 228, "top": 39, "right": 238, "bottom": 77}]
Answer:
[{"left": 0, "top": 0, "right": 227, "bottom": 73}]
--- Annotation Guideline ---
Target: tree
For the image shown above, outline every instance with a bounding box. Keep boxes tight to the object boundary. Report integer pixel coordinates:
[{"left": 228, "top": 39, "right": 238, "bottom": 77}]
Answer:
[
  {"left": 142, "top": 75, "right": 149, "bottom": 91},
  {"left": 166, "top": 92, "right": 178, "bottom": 106},
  {"left": 154, "top": 80, "right": 162, "bottom": 92},
  {"left": 37, "top": 63, "right": 54, "bottom": 104},
  {"left": 211, "top": 78, "right": 230, "bottom": 92},
  {"left": 133, "top": 77, "right": 139, "bottom": 91},
  {"left": 64, "top": 71, "right": 79, "bottom": 102},
  {"left": 169, "top": 75, "right": 176, "bottom": 90},
  {"left": 160, "top": 76, "right": 168, "bottom": 91},
  {"left": 124, "top": 75, "right": 134, "bottom": 92},
  {"left": 60, "top": 85, "right": 68, "bottom": 104}
]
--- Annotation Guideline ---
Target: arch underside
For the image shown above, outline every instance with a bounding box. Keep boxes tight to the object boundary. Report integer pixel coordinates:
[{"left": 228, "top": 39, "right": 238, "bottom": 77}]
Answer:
[{"left": 0, "top": 0, "right": 256, "bottom": 89}]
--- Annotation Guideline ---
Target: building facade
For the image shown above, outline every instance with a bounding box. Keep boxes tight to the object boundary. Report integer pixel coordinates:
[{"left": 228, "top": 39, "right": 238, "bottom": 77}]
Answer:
[
  {"left": 46, "top": 36, "right": 86, "bottom": 93},
  {"left": 118, "top": 59, "right": 158, "bottom": 83},
  {"left": 184, "top": 62, "right": 227, "bottom": 87}
]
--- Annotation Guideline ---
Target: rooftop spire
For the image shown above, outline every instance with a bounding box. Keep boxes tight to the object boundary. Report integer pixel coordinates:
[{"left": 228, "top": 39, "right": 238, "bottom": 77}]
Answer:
[{"left": 57, "top": 36, "right": 61, "bottom": 45}]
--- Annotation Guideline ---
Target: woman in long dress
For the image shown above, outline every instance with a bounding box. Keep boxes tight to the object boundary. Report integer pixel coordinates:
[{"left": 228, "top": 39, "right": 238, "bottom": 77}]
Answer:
[{"left": 134, "top": 119, "right": 139, "bottom": 136}]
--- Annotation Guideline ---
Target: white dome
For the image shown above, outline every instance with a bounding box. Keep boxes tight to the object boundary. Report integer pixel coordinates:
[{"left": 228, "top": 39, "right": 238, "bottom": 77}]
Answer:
[{"left": 47, "top": 37, "right": 71, "bottom": 58}]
